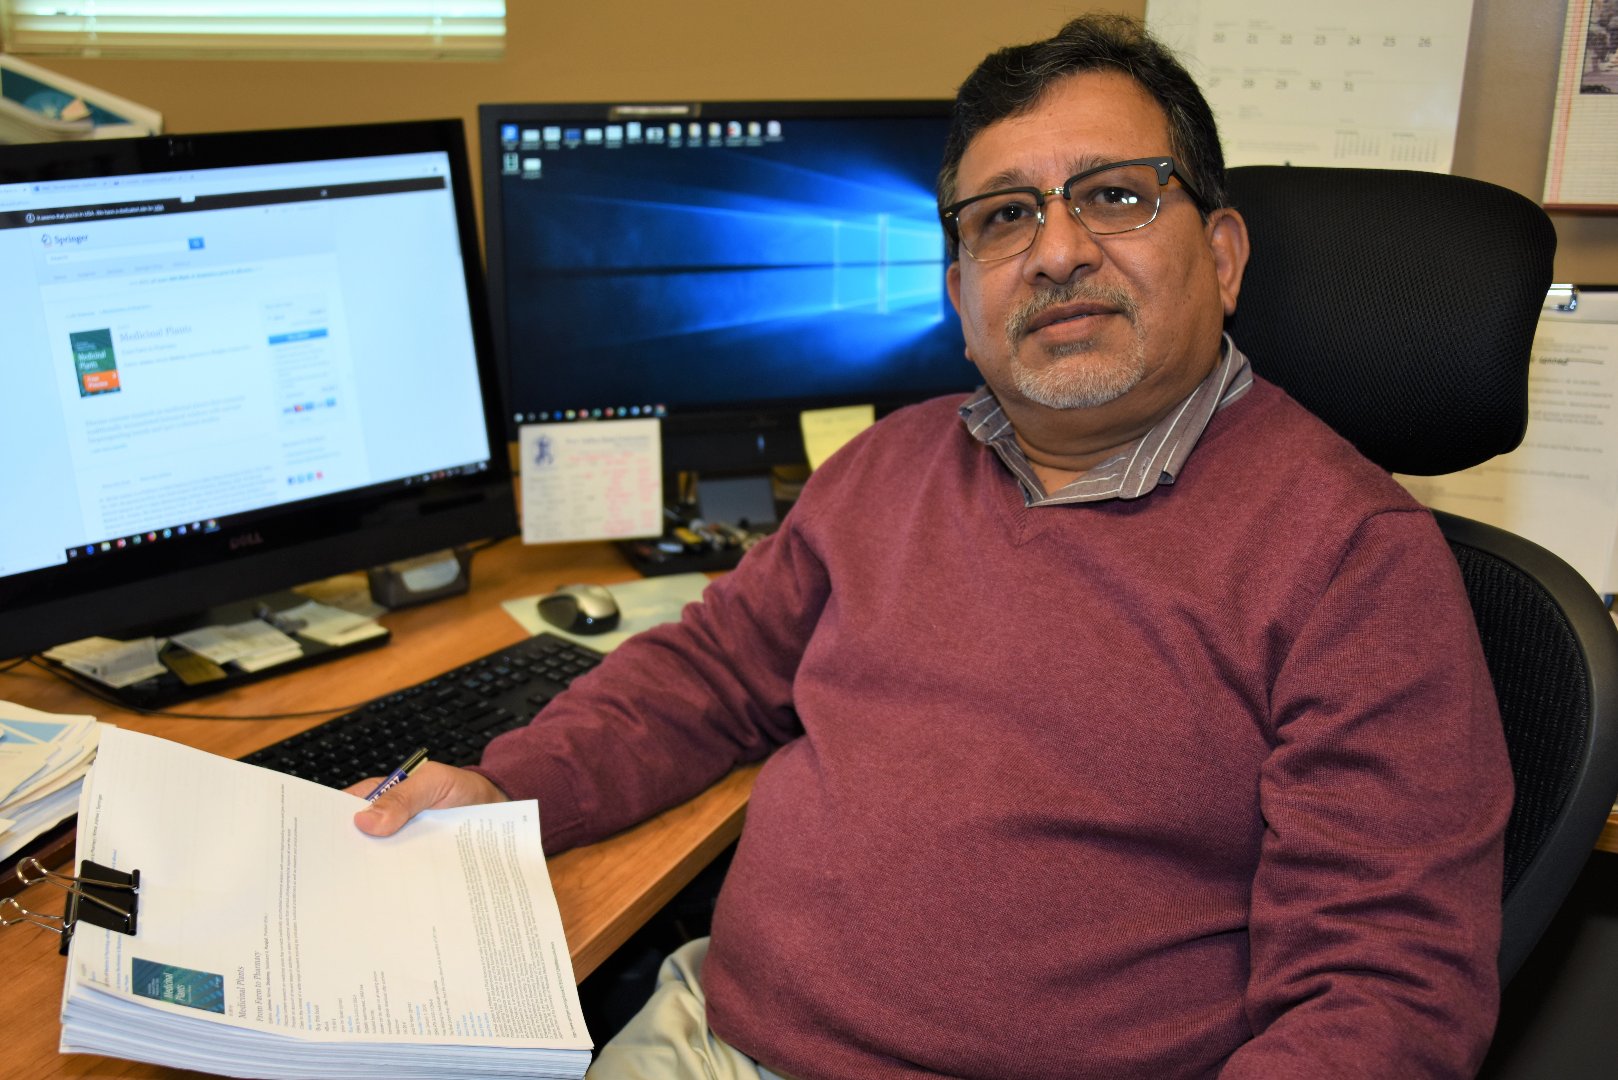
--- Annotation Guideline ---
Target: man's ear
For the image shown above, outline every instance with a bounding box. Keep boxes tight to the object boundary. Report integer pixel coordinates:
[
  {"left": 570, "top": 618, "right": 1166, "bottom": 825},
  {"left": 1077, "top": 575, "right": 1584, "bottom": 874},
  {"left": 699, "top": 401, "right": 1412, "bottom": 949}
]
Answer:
[
  {"left": 1206, "top": 207, "right": 1249, "bottom": 318},
  {"left": 944, "top": 259, "right": 977, "bottom": 363}
]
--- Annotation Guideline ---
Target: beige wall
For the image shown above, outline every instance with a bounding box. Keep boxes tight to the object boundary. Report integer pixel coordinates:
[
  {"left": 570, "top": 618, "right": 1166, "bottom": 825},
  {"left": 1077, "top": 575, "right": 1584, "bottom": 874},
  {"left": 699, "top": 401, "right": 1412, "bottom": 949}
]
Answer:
[{"left": 19, "top": 0, "right": 1616, "bottom": 281}]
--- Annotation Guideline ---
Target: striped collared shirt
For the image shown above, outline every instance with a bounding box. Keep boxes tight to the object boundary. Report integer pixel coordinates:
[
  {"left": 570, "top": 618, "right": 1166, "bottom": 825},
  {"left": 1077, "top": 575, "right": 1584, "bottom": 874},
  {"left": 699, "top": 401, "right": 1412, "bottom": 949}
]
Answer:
[{"left": 958, "top": 334, "right": 1254, "bottom": 506}]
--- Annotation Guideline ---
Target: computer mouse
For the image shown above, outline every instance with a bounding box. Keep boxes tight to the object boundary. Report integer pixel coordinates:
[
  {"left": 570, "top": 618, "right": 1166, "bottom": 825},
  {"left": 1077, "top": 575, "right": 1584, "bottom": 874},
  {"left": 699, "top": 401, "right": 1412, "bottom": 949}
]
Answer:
[{"left": 537, "top": 583, "right": 621, "bottom": 635}]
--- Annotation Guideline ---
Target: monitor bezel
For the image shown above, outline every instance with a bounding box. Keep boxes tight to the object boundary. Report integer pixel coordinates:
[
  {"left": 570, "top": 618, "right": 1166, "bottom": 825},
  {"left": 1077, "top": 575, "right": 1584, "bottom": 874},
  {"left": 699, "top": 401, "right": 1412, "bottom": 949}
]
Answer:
[{"left": 0, "top": 120, "right": 517, "bottom": 660}]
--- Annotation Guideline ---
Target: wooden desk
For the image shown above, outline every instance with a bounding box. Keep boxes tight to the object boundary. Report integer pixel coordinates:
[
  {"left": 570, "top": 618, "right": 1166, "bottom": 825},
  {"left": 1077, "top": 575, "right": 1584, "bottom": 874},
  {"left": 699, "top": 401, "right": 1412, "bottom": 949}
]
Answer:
[{"left": 0, "top": 538, "right": 757, "bottom": 1079}]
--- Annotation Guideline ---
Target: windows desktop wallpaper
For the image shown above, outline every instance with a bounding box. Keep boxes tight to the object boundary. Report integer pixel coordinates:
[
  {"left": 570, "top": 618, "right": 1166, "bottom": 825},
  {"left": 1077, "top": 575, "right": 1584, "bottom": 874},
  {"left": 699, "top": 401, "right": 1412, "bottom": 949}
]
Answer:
[{"left": 494, "top": 114, "right": 977, "bottom": 418}]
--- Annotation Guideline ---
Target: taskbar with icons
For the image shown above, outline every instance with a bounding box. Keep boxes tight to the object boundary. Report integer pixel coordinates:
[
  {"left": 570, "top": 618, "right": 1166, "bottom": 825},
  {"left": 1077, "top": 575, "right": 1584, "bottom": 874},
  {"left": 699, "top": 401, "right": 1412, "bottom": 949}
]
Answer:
[
  {"left": 62, "top": 459, "right": 495, "bottom": 561},
  {"left": 400, "top": 459, "right": 491, "bottom": 486},
  {"left": 65, "top": 519, "right": 222, "bottom": 562},
  {"left": 514, "top": 404, "right": 668, "bottom": 424}
]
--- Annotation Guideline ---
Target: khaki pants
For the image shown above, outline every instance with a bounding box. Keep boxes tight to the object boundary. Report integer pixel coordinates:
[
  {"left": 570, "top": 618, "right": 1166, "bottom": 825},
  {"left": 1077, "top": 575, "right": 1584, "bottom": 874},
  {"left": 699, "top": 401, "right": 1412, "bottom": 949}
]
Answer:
[{"left": 587, "top": 937, "right": 794, "bottom": 1080}]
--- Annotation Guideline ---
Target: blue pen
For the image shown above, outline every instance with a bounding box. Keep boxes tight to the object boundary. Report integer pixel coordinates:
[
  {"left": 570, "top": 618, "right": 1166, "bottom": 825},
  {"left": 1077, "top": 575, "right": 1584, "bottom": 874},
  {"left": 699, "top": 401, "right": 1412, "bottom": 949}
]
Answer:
[{"left": 364, "top": 747, "right": 429, "bottom": 802}]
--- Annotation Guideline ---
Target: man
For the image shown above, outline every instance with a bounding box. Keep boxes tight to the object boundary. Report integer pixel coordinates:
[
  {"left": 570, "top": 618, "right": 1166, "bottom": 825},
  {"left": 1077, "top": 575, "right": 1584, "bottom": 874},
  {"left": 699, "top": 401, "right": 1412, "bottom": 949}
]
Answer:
[{"left": 355, "top": 14, "right": 1513, "bottom": 1078}]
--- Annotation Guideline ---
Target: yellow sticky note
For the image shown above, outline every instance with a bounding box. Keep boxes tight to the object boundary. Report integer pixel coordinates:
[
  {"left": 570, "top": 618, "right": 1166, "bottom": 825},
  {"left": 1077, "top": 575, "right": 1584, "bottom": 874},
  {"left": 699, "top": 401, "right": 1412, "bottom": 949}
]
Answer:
[{"left": 800, "top": 404, "right": 876, "bottom": 470}]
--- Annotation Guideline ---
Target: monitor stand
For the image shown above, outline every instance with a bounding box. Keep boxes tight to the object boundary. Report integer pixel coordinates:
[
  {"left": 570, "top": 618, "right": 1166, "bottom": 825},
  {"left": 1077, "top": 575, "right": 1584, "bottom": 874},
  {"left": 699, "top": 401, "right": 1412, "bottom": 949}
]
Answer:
[
  {"left": 48, "top": 589, "right": 392, "bottom": 710},
  {"left": 619, "top": 472, "right": 794, "bottom": 577}
]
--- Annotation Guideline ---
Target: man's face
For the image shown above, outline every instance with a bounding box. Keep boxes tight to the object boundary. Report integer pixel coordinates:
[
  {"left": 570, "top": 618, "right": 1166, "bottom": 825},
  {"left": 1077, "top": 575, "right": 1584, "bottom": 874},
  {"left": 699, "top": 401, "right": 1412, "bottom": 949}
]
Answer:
[{"left": 945, "top": 70, "right": 1247, "bottom": 444}]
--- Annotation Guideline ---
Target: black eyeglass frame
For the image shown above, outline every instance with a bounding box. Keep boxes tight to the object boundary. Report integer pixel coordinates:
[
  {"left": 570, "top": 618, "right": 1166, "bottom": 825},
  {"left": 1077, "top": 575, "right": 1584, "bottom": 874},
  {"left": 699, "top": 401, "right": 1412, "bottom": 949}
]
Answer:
[{"left": 939, "top": 156, "right": 1210, "bottom": 261}]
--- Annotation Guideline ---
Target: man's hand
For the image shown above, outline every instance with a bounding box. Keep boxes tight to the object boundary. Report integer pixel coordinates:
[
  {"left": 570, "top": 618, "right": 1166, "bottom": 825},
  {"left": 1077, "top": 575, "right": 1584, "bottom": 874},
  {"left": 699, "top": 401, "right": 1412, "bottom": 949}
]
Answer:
[{"left": 346, "top": 762, "right": 507, "bottom": 836}]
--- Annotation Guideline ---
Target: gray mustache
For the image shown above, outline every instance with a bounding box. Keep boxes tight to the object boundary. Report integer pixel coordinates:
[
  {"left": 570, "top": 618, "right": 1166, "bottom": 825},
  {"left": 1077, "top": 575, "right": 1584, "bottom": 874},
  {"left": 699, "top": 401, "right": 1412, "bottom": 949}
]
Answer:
[{"left": 1007, "top": 283, "right": 1139, "bottom": 343}]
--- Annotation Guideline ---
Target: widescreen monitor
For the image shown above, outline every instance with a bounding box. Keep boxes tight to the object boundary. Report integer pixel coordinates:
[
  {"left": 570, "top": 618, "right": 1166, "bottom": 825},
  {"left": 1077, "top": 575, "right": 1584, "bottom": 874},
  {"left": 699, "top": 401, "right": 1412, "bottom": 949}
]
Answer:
[
  {"left": 478, "top": 100, "right": 978, "bottom": 478},
  {"left": 0, "top": 120, "right": 516, "bottom": 667}
]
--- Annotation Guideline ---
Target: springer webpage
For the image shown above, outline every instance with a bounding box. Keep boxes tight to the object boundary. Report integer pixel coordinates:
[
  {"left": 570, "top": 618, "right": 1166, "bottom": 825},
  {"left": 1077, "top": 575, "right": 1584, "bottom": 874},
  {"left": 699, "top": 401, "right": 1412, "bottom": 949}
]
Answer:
[{"left": 0, "top": 152, "right": 492, "bottom": 579}]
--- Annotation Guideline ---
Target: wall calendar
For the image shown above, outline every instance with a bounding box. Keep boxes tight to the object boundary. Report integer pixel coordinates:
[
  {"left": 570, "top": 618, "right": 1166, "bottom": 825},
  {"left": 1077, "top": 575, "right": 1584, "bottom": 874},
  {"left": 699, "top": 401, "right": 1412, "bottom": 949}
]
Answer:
[{"left": 1147, "top": 0, "right": 1474, "bottom": 172}]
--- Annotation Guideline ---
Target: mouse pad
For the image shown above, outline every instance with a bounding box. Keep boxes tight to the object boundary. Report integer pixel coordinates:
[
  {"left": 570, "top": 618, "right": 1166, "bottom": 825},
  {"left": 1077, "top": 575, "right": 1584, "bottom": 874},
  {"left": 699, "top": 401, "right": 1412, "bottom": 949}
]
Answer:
[{"left": 500, "top": 572, "right": 711, "bottom": 652}]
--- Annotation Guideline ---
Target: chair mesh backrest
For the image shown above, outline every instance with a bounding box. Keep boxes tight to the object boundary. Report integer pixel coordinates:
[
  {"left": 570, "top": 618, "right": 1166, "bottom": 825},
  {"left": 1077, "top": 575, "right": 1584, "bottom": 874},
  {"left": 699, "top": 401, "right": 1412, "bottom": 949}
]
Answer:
[
  {"left": 1226, "top": 166, "right": 1555, "bottom": 476},
  {"left": 1447, "top": 541, "right": 1590, "bottom": 898}
]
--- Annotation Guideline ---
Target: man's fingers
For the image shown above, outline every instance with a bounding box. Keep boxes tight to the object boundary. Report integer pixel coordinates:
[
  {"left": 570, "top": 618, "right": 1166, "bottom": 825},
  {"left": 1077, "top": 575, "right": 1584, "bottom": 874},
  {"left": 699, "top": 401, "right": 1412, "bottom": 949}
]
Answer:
[
  {"left": 354, "top": 781, "right": 444, "bottom": 835},
  {"left": 353, "top": 791, "right": 411, "bottom": 836},
  {"left": 349, "top": 762, "right": 505, "bottom": 837}
]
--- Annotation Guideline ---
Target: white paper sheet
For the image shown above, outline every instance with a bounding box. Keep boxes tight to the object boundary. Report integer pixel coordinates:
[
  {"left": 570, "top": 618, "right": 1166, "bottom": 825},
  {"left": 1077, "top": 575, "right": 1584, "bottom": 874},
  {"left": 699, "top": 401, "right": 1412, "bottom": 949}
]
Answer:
[
  {"left": 171, "top": 620, "right": 301, "bottom": 667},
  {"left": 42, "top": 635, "right": 167, "bottom": 688}
]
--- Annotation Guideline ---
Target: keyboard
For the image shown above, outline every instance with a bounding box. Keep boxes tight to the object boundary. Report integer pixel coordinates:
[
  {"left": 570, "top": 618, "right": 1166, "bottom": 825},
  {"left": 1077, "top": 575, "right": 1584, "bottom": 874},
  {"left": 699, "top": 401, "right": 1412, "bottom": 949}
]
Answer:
[{"left": 240, "top": 633, "right": 606, "bottom": 789}]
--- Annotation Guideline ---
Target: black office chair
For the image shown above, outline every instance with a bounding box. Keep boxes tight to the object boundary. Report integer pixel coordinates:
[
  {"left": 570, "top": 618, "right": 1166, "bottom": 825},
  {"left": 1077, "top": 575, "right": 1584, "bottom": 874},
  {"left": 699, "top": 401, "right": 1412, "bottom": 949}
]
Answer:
[{"left": 1225, "top": 165, "right": 1618, "bottom": 986}]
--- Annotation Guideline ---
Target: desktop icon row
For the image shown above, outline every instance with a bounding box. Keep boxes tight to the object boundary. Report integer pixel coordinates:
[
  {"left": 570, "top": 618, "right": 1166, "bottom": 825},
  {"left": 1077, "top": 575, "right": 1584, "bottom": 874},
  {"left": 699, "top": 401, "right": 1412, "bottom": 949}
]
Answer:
[{"left": 501, "top": 118, "right": 783, "bottom": 151}]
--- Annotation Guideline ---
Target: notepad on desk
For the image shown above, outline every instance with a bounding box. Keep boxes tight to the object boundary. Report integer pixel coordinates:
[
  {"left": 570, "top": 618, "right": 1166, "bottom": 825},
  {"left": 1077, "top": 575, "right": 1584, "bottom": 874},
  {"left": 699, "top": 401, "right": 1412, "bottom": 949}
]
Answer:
[{"left": 57, "top": 728, "right": 591, "bottom": 1078}]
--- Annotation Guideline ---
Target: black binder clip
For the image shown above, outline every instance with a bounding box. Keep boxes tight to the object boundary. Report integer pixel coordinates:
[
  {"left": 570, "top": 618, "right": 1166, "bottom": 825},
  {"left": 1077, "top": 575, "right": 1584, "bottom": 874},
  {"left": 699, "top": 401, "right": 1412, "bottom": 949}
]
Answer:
[{"left": 0, "top": 857, "right": 139, "bottom": 955}]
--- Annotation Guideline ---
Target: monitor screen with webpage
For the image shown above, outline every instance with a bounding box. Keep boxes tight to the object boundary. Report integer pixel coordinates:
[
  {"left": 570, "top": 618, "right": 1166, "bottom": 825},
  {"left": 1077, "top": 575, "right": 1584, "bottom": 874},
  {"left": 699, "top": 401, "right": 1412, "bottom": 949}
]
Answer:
[
  {"left": 0, "top": 120, "right": 515, "bottom": 672},
  {"left": 478, "top": 100, "right": 978, "bottom": 479}
]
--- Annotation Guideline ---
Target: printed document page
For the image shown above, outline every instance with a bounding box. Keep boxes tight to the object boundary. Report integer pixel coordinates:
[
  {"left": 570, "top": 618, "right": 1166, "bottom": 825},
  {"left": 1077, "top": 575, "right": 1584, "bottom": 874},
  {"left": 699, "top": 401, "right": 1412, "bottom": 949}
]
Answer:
[{"left": 67, "top": 727, "right": 589, "bottom": 1052}]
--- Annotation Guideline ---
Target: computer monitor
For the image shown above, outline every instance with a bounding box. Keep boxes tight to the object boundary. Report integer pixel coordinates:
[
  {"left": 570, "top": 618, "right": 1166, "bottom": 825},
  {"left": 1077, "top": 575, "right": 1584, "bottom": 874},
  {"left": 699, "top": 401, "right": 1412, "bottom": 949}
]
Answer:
[
  {"left": 0, "top": 120, "right": 516, "bottom": 683},
  {"left": 477, "top": 100, "right": 977, "bottom": 485}
]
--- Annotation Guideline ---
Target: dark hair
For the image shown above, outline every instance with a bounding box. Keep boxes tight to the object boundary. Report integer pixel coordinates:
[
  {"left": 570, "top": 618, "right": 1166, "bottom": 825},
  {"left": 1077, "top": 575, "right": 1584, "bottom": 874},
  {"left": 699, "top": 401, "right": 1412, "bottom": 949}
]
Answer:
[{"left": 938, "top": 13, "right": 1228, "bottom": 253}]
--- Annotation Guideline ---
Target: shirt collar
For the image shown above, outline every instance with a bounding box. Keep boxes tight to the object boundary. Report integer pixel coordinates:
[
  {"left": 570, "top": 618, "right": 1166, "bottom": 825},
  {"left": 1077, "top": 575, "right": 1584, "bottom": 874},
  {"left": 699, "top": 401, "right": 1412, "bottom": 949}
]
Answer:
[{"left": 958, "top": 334, "right": 1253, "bottom": 506}]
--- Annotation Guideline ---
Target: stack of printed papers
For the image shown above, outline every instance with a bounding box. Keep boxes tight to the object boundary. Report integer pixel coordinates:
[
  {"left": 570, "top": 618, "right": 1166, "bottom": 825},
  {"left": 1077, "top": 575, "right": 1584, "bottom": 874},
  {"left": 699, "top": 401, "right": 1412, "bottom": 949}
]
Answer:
[
  {"left": 0, "top": 701, "right": 104, "bottom": 863},
  {"left": 59, "top": 729, "right": 591, "bottom": 1078}
]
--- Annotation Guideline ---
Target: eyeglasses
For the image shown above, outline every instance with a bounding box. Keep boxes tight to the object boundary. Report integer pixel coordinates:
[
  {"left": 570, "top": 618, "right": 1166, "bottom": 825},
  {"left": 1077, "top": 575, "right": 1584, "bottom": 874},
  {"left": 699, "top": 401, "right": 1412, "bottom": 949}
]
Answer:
[{"left": 940, "top": 156, "right": 1207, "bottom": 262}]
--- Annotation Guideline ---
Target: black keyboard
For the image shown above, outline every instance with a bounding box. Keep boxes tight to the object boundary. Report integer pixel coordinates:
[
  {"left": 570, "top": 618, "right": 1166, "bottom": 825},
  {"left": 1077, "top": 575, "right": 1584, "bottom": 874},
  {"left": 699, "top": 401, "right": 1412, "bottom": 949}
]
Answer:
[{"left": 241, "top": 633, "right": 605, "bottom": 788}]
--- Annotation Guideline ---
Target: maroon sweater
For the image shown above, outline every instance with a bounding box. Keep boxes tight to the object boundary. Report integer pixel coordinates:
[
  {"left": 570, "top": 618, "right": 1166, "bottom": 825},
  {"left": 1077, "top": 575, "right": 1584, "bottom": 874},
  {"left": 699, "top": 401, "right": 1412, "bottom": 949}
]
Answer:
[{"left": 479, "top": 377, "right": 1512, "bottom": 1079}]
